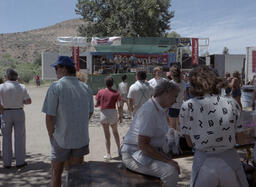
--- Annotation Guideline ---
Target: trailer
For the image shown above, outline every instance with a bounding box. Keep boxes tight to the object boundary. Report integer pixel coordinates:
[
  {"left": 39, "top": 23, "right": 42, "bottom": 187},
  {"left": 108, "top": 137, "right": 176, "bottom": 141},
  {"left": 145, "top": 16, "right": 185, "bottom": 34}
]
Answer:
[
  {"left": 245, "top": 47, "right": 256, "bottom": 83},
  {"left": 210, "top": 54, "right": 245, "bottom": 78}
]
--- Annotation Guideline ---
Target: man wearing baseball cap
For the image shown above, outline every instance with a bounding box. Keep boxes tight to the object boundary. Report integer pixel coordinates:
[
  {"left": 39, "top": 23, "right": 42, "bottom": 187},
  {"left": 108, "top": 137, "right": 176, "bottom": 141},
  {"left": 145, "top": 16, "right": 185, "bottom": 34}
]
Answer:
[{"left": 42, "top": 56, "right": 94, "bottom": 187}]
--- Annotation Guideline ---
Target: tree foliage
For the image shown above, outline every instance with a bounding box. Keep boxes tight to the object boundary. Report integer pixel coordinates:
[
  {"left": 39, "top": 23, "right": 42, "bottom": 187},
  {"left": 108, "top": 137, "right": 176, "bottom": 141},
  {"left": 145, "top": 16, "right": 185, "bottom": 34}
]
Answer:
[
  {"left": 0, "top": 54, "right": 41, "bottom": 83},
  {"left": 166, "top": 31, "right": 180, "bottom": 38},
  {"left": 75, "top": 0, "right": 174, "bottom": 37}
]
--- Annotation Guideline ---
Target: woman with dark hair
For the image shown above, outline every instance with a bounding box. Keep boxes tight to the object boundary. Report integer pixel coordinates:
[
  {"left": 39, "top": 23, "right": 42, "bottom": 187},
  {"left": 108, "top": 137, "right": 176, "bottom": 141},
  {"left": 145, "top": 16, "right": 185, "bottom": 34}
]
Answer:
[
  {"left": 168, "top": 65, "right": 186, "bottom": 130},
  {"left": 231, "top": 71, "right": 242, "bottom": 108},
  {"left": 95, "top": 76, "right": 122, "bottom": 160},
  {"left": 179, "top": 65, "right": 248, "bottom": 187}
]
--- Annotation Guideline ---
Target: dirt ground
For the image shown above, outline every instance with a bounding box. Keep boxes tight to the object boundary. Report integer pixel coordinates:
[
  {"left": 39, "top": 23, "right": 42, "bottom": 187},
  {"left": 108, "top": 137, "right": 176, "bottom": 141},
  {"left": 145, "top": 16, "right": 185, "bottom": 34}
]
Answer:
[{"left": 0, "top": 85, "right": 192, "bottom": 187}]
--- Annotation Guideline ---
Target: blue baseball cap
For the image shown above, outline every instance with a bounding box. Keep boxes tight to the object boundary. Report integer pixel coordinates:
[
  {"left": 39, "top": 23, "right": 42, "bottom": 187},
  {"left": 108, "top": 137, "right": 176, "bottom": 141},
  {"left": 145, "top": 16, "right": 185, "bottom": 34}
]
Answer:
[{"left": 51, "top": 56, "right": 75, "bottom": 67}]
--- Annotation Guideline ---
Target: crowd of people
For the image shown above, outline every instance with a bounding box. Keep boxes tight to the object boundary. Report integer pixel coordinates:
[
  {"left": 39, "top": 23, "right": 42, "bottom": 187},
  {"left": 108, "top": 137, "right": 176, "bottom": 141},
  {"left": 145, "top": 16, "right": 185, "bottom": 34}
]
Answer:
[{"left": 0, "top": 56, "right": 255, "bottom": 187}]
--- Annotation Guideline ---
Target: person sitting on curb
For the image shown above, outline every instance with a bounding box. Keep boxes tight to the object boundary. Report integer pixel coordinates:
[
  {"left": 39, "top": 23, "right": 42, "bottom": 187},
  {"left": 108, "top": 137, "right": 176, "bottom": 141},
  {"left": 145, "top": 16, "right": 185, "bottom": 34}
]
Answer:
[{"left": 121, "top": 80, "right": 180, "bottom": 187}]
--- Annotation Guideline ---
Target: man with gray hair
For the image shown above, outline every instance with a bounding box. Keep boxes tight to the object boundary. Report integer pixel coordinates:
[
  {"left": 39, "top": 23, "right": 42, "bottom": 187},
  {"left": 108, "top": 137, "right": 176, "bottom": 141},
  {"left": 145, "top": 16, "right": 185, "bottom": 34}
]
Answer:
[
  {"left": 0, "top": 68, "right": 31, "bottom": 169},
  {"left": 121, "top": 80, "right": 180, "bottom": 187}
]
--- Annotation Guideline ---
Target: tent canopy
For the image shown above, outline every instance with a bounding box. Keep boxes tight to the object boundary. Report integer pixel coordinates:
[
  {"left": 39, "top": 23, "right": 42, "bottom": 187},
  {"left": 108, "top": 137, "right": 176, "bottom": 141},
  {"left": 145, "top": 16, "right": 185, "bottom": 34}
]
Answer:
[{"left": 94, "top": 37, "right": 177, "bottom": 53}]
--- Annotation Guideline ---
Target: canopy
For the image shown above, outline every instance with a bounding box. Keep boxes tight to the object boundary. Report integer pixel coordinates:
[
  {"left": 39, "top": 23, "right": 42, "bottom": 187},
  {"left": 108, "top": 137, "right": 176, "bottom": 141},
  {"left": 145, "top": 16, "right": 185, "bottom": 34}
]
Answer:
[
  {"left": 56, "top": 37, "right": 88, "bottom": 47},
  {"left": 94, "top": 37, "right": 177, "bottom": 53},
  {"left": 56, "top": 37, "right": 178, "bottom": 53}
]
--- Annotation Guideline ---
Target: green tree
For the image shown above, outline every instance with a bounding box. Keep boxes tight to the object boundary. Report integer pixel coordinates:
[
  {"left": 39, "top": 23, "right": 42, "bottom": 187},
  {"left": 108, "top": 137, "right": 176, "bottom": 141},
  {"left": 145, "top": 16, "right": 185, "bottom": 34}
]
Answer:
[
  {"left": 75, "top": 0, "right": 174, "bottom": 37},
  {"left": 33, "top": 55, "right": 42, "bottom": 66},
  {"left": 166, "top": 31, "right": 180, "bottom": 38},
  {"left": 223, "top": 47, "right": 229, "bottom": 55}
]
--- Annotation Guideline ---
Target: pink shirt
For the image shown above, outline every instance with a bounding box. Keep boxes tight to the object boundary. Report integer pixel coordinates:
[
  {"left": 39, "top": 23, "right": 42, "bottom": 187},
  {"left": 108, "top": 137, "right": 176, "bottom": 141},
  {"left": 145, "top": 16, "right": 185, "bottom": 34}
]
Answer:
[{"left": 96, "top": 88, "right": 121, "bottom": 109}]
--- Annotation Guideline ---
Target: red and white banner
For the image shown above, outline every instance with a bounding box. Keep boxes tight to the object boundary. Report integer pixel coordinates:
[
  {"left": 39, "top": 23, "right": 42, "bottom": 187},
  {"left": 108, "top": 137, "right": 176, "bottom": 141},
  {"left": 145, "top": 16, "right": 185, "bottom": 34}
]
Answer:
[
  {"left": 91, "top": 37, "right": 121, "bottom": 46},
  {"left": 252, "top": 50, "right": 256, "bottom": 73},
  {"left": 192, "top": 38, "right": 199, "bottom": 65},
  {"left": 72, "top": 46, "right": 80, "bottom": 71}
]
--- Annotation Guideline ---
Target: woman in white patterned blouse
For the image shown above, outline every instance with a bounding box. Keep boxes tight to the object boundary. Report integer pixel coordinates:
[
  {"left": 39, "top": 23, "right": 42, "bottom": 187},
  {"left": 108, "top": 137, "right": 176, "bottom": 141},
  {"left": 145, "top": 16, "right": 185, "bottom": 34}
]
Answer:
[{"left": 179, "top": 65, "right": 248, "bottom": 187}]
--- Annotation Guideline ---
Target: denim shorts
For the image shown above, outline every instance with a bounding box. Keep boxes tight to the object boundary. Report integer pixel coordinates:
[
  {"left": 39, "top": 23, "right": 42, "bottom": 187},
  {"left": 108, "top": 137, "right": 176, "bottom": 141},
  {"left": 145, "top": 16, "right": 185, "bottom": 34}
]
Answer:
[{"left": 50, "top": 137, "right": 89, "bottom": 162}]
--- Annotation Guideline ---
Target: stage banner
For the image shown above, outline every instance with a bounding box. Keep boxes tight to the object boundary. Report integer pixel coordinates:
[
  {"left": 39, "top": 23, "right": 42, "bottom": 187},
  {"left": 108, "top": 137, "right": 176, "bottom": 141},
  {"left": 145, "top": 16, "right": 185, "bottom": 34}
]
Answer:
[
  {"left": 91, "top": 37, "right": 121, "bottom": 46},
  {"left": 72, "top": 47, "right": 80, "bottom": 71},
  {"left": 192, "top": 38, "right": 199, "bottom": 65},
  {"left": 252, "top": 50, "right": 256, "bottom": 72},
  {"left": 114, "top": 53, "right": 169, "bottom": 65}
]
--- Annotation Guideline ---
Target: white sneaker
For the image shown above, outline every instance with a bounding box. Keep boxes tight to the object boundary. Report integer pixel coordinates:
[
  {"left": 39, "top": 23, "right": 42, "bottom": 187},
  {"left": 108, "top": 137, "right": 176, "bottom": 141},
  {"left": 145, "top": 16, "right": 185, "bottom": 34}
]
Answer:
[{"left": 104, "top": 154, "right": 111, "bottom": 161}]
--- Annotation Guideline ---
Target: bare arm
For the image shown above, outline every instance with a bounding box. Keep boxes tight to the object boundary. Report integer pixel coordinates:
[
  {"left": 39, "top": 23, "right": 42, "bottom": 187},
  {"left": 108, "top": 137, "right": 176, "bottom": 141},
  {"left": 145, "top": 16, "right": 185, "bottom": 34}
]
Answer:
[
  {"left": 128, "top": 98, "right": 134, "bottom": 113},
  {"left": 46, "top": 114, "right": 55, "bottom": 138},
  {"left": 23, "top": 98, "right": 32, "bottom": 105},
  {"left": 138, "top": 135, "right": 180, "bottom": 173},
  {"left": 117, "top": 100, "right": 122, "bottom": 123},
  {"left": 184, "top": 135, "right": 193, "bottom": 147},
  {"left": 231, "top": 78, "right": 239, "bottom": 89},
  {"left": 183, "top": 90, "right": 187, "bottom": 101}
]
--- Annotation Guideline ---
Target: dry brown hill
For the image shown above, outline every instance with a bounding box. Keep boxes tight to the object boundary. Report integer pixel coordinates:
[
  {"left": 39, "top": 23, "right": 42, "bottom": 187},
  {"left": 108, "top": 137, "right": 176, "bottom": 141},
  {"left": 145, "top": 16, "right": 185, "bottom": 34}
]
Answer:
[{"left": 0, "top": 19, "right": 84, "bottom": 63}]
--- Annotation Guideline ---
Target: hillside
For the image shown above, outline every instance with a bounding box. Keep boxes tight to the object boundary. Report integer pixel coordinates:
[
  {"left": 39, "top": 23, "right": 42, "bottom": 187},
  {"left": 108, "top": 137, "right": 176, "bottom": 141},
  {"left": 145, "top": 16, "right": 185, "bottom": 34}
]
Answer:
[{"left": 0, "top": 19, "right": 85, "bottom": 63}]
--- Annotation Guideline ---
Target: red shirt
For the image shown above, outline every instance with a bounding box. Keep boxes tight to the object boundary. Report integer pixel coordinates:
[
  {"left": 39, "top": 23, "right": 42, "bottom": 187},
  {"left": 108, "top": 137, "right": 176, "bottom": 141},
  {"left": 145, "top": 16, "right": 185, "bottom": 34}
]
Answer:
[{"left": 96, "top": 88, "right": 121, "bottom": 109}]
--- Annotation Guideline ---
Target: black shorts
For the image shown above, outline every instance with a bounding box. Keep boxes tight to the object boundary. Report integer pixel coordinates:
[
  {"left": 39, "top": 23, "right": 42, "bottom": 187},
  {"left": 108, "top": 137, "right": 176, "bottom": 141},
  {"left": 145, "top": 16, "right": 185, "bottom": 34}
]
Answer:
[{"left": 168, "top": 108, "right": 180, "bottom": 118}]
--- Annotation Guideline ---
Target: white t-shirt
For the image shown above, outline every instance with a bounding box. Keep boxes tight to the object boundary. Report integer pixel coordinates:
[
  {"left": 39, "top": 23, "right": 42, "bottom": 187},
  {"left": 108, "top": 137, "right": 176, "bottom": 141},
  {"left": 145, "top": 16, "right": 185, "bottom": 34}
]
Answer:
[
  {"left": 118, "top": 81, "right": 128, "bottom": 95},
  {"left": 123, "top": 97, "right": 169, "bottom": 148},
  {"left": 0, "top": 80, "right": 30, "bottom": 108},
  {"left": 170, "top": 80, "right": 186, "bottom": 109},
  {"left": 148, "top": 77, "right": 166, "bottom": 88},
  {"left": 127, "top": 80, "right": 154, "bottom": 114},
  {"left": 179, "top": 95, "right": 243, "bottom": 152}
]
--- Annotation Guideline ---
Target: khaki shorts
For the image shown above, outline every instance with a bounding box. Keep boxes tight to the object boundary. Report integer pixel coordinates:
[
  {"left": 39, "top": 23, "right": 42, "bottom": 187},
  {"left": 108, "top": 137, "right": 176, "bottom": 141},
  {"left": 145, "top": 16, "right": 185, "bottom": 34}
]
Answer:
[
  {"left": 100, "top": 109, "right": 118, "bottom": 125},
  {"left": 50, "top": 137, "right": 89, "bottom": 162}
]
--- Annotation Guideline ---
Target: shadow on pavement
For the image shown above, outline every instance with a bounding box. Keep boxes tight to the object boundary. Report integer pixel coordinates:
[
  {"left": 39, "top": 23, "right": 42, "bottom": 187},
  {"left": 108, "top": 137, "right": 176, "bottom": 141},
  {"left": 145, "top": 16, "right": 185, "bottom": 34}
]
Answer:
[{"left": 0, "top": 152, "right": 51, "bottom": 187}]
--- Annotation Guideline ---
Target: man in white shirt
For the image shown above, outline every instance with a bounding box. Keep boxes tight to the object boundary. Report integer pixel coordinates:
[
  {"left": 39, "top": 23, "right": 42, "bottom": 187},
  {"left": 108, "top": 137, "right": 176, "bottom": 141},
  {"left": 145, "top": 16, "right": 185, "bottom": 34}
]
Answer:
[
  {"left": 148, "top": 66, "right": 166, "bottom": 88},
  {"left": 127, "top": 70, "right": 153, "bottom": 116},
  {"left": 118, "top": 74, "right": 131, "bottom": 118},
  {"left": 0, "top": 68, "right": 31, "bottom": 169},
  {"left": 121, "top": 80, "right": 180, "bottom": 186}
]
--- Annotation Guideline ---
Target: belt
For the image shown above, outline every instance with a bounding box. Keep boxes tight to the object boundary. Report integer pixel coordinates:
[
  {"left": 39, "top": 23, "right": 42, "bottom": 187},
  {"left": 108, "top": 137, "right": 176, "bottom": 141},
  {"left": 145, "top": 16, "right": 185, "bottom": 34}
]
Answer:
[{"left": 4, "top": 108, "right": 23, "bottom": 110}]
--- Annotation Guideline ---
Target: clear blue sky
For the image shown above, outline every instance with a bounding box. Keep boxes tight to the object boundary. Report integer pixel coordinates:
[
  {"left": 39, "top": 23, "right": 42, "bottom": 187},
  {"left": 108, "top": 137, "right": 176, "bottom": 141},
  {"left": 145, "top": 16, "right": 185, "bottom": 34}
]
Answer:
[{"left": 0, "top": 0, "right": 255, "bottom": 54}]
